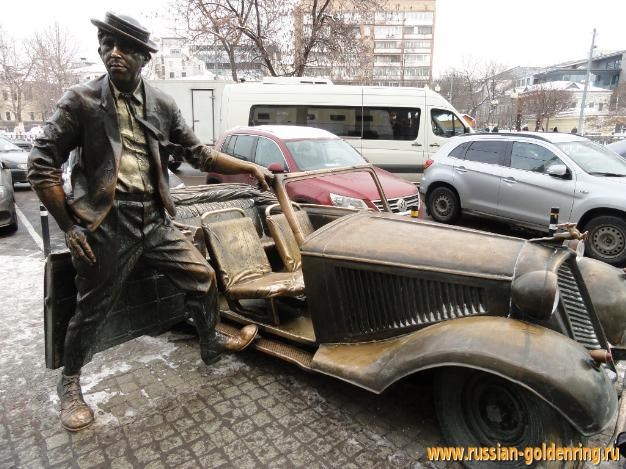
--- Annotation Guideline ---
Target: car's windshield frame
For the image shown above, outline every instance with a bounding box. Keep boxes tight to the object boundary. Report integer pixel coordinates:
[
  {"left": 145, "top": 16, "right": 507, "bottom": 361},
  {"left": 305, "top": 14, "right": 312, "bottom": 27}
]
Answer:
[
  {"left": 556, "top": 140, "right": 626, "bottom": 176},
  {"left": 285, "top": 138, "right": 365, "bottom": 171}
]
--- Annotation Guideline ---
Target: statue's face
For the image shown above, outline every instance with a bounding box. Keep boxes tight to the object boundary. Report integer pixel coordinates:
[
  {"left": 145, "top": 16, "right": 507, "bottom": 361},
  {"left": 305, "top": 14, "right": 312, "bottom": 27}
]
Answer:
[{"left": 98, "top": 33, "right": 148, "bottom": 91}]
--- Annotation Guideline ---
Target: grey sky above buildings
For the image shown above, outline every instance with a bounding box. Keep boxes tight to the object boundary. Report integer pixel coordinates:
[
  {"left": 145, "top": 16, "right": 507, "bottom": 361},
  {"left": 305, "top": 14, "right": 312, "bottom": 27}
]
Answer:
[{"left": 3, "top": 0, "right": 625, "bottom": 77}]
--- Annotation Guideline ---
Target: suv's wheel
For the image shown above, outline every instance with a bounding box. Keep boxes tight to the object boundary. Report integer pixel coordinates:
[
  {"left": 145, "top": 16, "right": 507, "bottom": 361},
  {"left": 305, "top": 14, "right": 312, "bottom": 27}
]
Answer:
[
  {"left": 428, "top": 186, "right": 460, "bottom": 224},
  {"left": 584, "top": 215, "right": 626, "bottom": 266},
  {"left": 434, "top": 368, "right": 585, "bottom": 468}
]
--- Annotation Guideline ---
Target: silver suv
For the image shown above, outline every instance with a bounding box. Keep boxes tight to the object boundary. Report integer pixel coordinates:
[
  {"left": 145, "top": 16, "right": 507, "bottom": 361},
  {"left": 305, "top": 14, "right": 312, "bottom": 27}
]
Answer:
[{"left": 421, "top": 132, "right": 626, "bottom": 265}]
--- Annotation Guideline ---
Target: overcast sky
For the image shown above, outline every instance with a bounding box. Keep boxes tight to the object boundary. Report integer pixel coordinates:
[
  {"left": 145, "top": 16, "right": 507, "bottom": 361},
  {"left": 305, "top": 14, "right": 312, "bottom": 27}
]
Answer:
[{"left": 2, "top": 0, "right": 624, "bottom": 78}]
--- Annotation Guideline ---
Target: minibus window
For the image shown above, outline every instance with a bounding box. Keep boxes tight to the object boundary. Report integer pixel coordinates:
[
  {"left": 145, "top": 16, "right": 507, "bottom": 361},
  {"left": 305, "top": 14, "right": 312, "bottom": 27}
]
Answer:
[{"left": 431, "top": 109, "right": 467, "bottom": 137}]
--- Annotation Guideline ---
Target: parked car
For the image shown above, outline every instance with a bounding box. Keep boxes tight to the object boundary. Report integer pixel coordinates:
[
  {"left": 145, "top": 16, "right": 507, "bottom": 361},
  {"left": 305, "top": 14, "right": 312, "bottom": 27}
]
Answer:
[
  {"left": 0, "top": 160, "right": 17, "bottom": 231},
  {"left": 607, "top": 139, "right": 626, "bottom": 158},
  {"left": 8, "top": 138, "right": 33, "bottom": 151},
  {"left": 206, "top": 125, "right": 420, "bottom": 213},
  {"left": 422, "top": 132, "right": 626, "bottom": 265},
  {"left": 0, "top": 135, "right": 29, "bottom": 186},
  {"left": 44, "top": 166, "right": 626, "bottom": 462}
]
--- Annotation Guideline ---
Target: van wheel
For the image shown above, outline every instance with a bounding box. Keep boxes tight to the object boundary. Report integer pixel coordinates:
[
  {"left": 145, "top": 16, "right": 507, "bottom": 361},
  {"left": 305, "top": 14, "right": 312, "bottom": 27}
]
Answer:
[
  {"left": 584, "top": 215, "right": 626, "bottom": 266},
  {"left": 434, "top": 368, "right": 585, "bottom": 468},
  {"left": 428, "top": 187, "right": 460, "bottom": 224}
]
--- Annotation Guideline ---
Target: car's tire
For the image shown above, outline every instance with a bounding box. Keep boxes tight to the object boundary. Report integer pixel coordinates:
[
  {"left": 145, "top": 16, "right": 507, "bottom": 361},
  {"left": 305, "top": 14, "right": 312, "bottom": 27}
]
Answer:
[
  {"left": 584, "top": 215, "right": 626, "bottom": 266},
  {"left": 428, "top": 186, "right": 460, "bottom": 224},
  {"left": 434, "top": 368, "right": 585, "bottom": 469},
  {"left": 168, "top": 160, "right": 182, "bottom": 172}
]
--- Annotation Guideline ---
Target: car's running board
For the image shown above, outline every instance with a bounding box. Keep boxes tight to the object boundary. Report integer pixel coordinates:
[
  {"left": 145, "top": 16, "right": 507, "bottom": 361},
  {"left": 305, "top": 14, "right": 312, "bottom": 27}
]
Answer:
[{"left": 216, "top": 322, "right": 314, "bottom": 371}]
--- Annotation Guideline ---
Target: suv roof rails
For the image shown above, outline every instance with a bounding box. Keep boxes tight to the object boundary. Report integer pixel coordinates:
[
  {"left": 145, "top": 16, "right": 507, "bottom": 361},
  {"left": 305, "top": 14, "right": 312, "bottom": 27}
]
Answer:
[{"left": 457, "top": 132, "right": 551, "bottom": 143}]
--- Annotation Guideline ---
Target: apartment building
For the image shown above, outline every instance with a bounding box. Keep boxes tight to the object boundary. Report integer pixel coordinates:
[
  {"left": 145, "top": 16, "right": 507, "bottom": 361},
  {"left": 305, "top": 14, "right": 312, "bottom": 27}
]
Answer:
[{"left": 301, "top": 0, "right": 436, "bottom": 87}]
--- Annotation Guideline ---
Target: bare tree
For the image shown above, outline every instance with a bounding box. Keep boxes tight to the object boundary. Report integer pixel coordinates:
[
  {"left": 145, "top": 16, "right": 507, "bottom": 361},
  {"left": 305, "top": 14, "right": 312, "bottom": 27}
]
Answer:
[
  {"left": 519, "top": 84, "right": 573, "bottom": 130},
  {"left": 28, "top": 23, "right": 79, "bottom": 118},
  {"left": 0, "top": 28, "right": 35, "bottom": 125},
  {"left": 173, "top": 0, "right": 379, "bottom": 79},
  {"left": 435, "top": 58, "right": 507, "bottom": 123},
  {"left": 610, "top": 82, "right": 626, "bottom": 112}
]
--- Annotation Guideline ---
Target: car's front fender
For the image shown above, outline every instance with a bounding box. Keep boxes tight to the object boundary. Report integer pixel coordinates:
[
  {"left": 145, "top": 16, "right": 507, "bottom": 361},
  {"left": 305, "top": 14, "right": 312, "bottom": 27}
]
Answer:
[{"left": 311, "top": 316, "right": 616, "bottom": 436}]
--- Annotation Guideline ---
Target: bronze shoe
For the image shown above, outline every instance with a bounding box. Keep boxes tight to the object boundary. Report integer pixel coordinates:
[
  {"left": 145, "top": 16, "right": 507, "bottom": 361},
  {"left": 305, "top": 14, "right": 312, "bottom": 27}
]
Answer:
[
  {"left": 57, "top": 374, "right": 94, "bottom": 432},
  {"left": 222, "top": 324, "right": 258, "bottom": 352}
]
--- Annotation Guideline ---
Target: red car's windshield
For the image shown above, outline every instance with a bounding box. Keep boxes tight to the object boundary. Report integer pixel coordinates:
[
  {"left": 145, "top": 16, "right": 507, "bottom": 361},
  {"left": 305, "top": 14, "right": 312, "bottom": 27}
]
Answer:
[{"left": 286, "top": 139, "right": 364, "bottom": 171}]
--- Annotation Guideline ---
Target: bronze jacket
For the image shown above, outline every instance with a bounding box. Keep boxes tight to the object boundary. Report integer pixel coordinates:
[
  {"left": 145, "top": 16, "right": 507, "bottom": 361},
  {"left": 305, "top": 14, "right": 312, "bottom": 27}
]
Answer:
[{"left": 28, "top": 75, "right": 211, "bottom": 231}]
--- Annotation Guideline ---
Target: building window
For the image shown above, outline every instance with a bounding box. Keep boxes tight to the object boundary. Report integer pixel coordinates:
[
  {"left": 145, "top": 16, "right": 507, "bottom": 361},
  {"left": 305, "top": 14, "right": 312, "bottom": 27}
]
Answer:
[
  {"left": 5, "top": 112, "right": 11, "bottom": 120},
  {"left": 29, "top": 112, "right": 35, "bottom": 120},
  {"left": 182, "top": 71, "right": 187, "bottom": 77},
  {"left": 169, "top": 72, "right": 175, "bottom": 78},
  {"left": 417, "top": 26, "right": 433, "bottom": 35},
  {"left": 598, "top": 103, "right": 604, "bottom": 111},
  {"left": 2, "top": 91, "right": 7, "bottom": 101},
  {"left": 588, "top": 102, "right": 594, "bottom": 109}
]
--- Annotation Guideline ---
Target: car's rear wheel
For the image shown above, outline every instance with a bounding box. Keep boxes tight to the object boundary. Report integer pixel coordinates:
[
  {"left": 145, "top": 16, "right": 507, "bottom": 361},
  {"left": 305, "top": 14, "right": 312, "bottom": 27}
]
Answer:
[
  {"left": 584, "top": 215, "right": 626, "bottom": 266},
  {"left": 428, "top": 186, "right": 460, "bottom": 223},
  {"left": 434, "top": 368, "right": 584, "bottom": 468}
]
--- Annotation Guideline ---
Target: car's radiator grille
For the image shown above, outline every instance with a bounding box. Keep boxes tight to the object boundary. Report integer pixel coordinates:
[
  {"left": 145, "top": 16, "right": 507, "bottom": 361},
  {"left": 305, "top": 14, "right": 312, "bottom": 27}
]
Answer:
[
  {"left": 334, "top": 266, "right": 487, "bottom": 335},
  {"left": 557, "top": 263, "right": 601, "bottom": 350},
  {"left": 372, "top": 193, "right": 420, "bottom": 213}
]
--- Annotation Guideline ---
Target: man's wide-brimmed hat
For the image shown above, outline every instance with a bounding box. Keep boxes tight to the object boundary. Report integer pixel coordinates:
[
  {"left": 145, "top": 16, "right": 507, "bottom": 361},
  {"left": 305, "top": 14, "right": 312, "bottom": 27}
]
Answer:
[{"left": 91, "top": 12, "right": 158, "bottom": 53}]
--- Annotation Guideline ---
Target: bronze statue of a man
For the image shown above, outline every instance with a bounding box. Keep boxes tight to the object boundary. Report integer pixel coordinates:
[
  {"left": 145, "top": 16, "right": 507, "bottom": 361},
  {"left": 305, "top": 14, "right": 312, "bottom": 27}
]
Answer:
[{"left": 28, "top": 12, "right": 269, "bottom": 432}]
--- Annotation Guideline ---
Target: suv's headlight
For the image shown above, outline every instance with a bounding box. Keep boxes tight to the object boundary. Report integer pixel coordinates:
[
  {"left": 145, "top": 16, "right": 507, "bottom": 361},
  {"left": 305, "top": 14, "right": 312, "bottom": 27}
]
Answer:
[
  {"left": 17, "top": 163, "right": 27, "bottom": 170},
  {"left": 329, "top": 193, "right": 368, "bottom": 210},
  {"left": 0, "top": 187, "right": 7, "bottom": 198},
  {"left": 511, "top": 271, "right": 559, "bottom": 320}
]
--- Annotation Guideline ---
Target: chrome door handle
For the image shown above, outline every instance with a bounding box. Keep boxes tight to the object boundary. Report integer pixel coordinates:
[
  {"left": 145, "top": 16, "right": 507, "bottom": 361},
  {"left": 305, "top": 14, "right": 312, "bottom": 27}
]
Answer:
[
  {"left": 429, "top": 143, "right": 440, "bottom": 147},
  {"left": 455, "top": 166, "right": 468, "bottom": 173},
  {"left": 502, "top": 177, "right": 517, "bottom": 184},
  {"left": 412, "top": 142, "right": 423, "bottom": 147}
]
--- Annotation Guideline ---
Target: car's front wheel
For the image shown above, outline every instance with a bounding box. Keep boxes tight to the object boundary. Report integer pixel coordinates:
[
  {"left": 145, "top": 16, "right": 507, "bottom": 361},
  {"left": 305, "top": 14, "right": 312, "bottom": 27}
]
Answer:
[
  {"left": 584, "top": 215, "right": 626, "bottom": 266},
  {"left": 168, "top": 160, "right": 182, "bottom": 172},
  {"left": 434, "top": 368, "right": 585, "bottom": 469},
  {"left": 428, "top": 186, "right": 460, "bottom": 223}
]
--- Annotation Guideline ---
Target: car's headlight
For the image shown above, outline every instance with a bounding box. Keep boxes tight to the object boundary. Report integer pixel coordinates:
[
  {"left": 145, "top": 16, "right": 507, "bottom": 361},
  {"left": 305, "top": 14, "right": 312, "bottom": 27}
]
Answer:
[
  {"left": 0, "top": 187, "right": 7, "bottom": 198},
  {"left": 511, "top": 271, "right": 559, "bottom": 320},
  {"left": 329, "top": 193, "right": 368, "bottom": 210},
  {"left": 17, "top": 163, "right": 27, "bottom": 170},
  {"left": 1, "top": 160, "right": 16, "bottom": 169}
]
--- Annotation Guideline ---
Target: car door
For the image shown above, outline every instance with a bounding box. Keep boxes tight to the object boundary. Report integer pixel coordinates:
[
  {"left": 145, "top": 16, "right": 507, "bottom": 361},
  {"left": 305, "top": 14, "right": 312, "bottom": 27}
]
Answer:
[
  {"left": 222, "top": 134, "right": 258, "bottom": 184},
  {"left": 498, "top": 141, "right": 576, "bottom": 230},
  {"left": 453, "top": 140, "right": 507, "bottom": 215},
  {"left": 428, "top": 108, "right": 468, "bottom": 156},
  {"left": 254, "top": 137, "right": 289, "bottom": 171}
]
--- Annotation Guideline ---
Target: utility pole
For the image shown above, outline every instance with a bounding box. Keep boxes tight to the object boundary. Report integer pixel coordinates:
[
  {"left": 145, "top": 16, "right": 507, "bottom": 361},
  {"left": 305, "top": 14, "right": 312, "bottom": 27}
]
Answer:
[{"left": 578, "top": 28, "right": 596, "bottom": 135}]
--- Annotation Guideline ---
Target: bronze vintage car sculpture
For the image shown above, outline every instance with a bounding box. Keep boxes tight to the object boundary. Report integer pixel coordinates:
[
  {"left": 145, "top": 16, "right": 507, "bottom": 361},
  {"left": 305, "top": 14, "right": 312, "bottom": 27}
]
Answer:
[{"left": 44, "top": 164, "right": 626, "bottom": 465}]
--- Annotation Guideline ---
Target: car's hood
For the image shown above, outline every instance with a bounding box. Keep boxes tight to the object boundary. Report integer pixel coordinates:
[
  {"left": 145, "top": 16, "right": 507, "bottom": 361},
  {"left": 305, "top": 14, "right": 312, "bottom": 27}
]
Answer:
[
  {"left": 577, "top": 172, "right": 626, "bottom": 194},
  {"left": 288, "top": 168, "right": 417, "bottom": 202},
  {"left": 0, "top": 150, "right": 29, "bottom": 164}
]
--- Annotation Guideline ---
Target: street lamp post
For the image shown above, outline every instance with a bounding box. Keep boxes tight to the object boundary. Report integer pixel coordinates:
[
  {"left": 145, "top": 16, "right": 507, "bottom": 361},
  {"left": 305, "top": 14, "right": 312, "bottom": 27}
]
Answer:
[
  {"left": 490, "top": 99, "right": 499, "bottom": 127},
  {"left": 509, "top": 91, "right": 518, "bottom": 130}
]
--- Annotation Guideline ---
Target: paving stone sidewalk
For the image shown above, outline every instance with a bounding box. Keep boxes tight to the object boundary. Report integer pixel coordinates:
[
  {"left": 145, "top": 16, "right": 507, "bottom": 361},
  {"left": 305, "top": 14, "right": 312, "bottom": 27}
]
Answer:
[{"left": 0, "top": 254, "right": 461, "bottom": 468}]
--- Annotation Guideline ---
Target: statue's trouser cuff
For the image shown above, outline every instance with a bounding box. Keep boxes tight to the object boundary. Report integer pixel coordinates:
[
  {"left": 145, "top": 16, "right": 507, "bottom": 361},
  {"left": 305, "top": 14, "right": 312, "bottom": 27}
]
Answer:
[{"left": 63, "top": 198, "right": 216, "bottom": 374}]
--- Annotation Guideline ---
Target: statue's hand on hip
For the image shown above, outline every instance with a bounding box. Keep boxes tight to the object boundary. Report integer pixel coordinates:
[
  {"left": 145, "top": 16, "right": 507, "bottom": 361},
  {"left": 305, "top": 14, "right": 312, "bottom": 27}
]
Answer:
[{"left": 65, "top": 225, "right": 97, "bottom": 266}]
